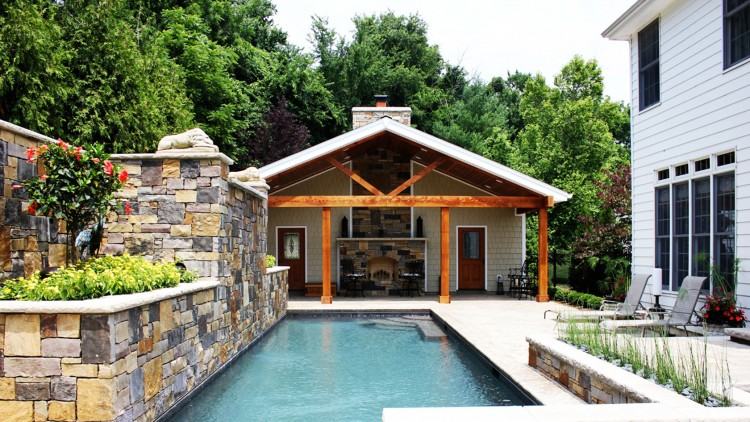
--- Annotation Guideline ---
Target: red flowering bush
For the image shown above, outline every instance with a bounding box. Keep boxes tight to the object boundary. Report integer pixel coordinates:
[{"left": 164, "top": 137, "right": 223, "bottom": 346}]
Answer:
[
  {"left": 701, "top": 295, "right": 746, "bottom": 327},
  {"left": 18, "top": 139, "right": 129, "bottom": 264}
]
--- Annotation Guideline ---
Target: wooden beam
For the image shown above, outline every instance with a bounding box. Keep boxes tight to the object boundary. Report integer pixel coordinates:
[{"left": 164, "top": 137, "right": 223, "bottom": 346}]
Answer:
[
  {"left": 536, "top": 207, "right": 549, "bottom": 302},
  {"left": 387, "top": 158, "right": 446, "bottom": 196},
  {"left": 439, "top": 207, "right": 450, "bottom": 304},
  {"left": 326, "top": 157, "right": 384, "bottom": 196},
  {"left": 268, "top": 195, "right": 547, "bottom": 208},
  {"left": 321, "top": 207, "right": 332, "bottom": 304}
]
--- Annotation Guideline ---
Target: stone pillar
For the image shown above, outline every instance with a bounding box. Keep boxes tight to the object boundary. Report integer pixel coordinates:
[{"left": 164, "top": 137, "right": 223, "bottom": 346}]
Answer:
[{"left": 104, "top": 128, "right": 269, "bottom": 288}]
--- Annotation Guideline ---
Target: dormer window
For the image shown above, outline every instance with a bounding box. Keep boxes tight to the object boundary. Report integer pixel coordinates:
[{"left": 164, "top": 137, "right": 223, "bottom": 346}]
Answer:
[
  {"left": 725, "top": 0, "right": 750, "bottom": 68},
  {"left": 638, "top": 19, "right": 660, "bottom": 110}
]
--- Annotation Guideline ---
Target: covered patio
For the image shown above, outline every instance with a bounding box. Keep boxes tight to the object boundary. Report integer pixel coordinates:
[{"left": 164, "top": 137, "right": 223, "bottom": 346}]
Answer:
[{"left": 261, "top": 104, "right": 570, "bottom": 304}]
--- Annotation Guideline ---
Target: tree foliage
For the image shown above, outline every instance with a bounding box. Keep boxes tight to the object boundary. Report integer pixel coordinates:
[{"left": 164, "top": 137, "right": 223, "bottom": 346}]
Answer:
[{"left": 1, "top": 6, "right": 633, "bottom": 292}]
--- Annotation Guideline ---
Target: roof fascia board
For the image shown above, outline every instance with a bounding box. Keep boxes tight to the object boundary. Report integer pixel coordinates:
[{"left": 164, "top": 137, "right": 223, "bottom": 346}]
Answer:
[
  {"left": 260, "top": 118, "right": 571, "bottom": 203},
  {"left": 382, "top": 119, "right": 570, "bottom": 202},
  {"left": 602, "top": 0, "right": 674, "bottom": 40}
]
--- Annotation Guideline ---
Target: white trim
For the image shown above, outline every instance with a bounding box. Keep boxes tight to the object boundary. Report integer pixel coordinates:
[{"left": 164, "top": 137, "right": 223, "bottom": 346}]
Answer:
[
  {"left": 602, "top": 0, "right": 675, "bottom": 41},
  {"left": 455, "top": 225, "right": 488, "bottom": 291},
  {"left": 521, "top": 214, "right": 527, "bottom": 265},
  {"left": 259, "top": 118, "right": 570, "bottom": 203},
  {"left": 275, "top": 226, "right": 308, "bottom": 285}
]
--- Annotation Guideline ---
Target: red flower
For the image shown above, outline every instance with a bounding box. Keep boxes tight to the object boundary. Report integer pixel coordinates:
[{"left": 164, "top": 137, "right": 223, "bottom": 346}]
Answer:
[
  {"left": 103, "top": 160, "right": 113, "bottom": 176},
  {"left": 40, "top": 174, "right": 48, "bottom": 181},
  {"left": 118, "top": 169, "right": 128, "bottom": 183},
  {"left": 92, "top": 157, "right": 100, "bottom": 164},
  {"left": 715, "top": 306, "right": 721, "bottom": 311},
  {"left": 27, "top": 202, "right": 37, "bottom": 216},
  {"left": 124, "top": 202, "right": 132, "bottom": 215},
  {"left": 73, "top": 146, "right": 83, "bottom": 161},
  {"left": 56, "top": 139, "right": 68, "bottom": 150},
  {"left": 26, "top": 147, "right": 36, "bottom": 162}
]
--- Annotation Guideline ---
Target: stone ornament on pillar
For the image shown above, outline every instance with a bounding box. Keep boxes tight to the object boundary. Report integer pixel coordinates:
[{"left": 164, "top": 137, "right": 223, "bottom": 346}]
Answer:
[
  {"left": 229, "top": 167, "right": 270, "bottom": 194},
  {"left": 156, "top": 128, "right": 219, "bottom": 153}
]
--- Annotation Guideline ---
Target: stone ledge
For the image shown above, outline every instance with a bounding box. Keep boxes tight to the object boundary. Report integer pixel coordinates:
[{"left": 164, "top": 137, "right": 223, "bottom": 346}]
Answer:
[
  {"left": 229, "top": 180, "right": 267, "bottom": 200},
  {"left": 110, "top": 151, "right": 233, "bottom": 166},
  {"left": 265, "top": 266, "right": 290, "bottom": 275},
  {"left": 527, "top": 334, "right": 699, "bottom": 407},
  {"left": 382, "top": 403, "right": 750, "bottom": 422},
  {"left": 0, "top": 119, "right": 56, "bottom": 144},
  {"left": 0, "top": 280, "right": 221, "bottom": 314}
]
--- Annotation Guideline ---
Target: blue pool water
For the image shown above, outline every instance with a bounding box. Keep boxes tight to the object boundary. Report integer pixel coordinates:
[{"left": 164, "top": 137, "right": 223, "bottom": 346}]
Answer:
[{"left": 168, "top": 316, "right": 530, "bottom": 421}]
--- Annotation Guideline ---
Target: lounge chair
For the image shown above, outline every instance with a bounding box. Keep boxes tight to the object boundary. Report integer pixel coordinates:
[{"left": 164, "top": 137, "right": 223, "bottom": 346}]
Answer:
[
  {"left": 600, "top": 275, "right": 706, "bottom": 336},
  {"left": 544, "top": 273, "right": 652, "bottom": 321}
]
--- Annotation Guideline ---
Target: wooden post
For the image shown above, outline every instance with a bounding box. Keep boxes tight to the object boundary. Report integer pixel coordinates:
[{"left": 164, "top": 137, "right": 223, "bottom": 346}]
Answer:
[
  {"left": 321, "top": 207, "right": 332, "bottom": 304},
  {"left": 537, "top": 207, "right": 549, "bottom": 302},
  {"left": 439, "top": 207, "right": 451, "bottom": 304}
]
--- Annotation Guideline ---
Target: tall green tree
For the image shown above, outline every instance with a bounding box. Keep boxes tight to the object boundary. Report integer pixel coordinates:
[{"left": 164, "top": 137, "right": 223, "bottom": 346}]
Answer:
[
  {"left": 311, "top": 13, "right": 458, "bottom": 132},
  {"left": 508, "top": 57, "right": 630, "bottom": 290}
]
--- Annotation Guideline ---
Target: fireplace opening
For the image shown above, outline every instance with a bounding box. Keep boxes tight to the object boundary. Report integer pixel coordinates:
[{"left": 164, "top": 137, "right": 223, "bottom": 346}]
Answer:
[{"left": 367, "top": 256, "right": 398, "bottom": 283}]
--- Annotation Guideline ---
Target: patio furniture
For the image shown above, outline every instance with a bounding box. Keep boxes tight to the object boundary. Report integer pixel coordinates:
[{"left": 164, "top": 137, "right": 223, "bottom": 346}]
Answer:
[
  {"left": 400, "top": 260, "right": 424, "bottom": 297},
  {"left": 544, "top": 273, "right": 652, "bottom": 321},
  {"left": 507, "top": 259, "right": 534, "bottom": 299},
  {"left": 340, "top": 258, "right": 365, "bottom": 297},
  {"left": 725, "top": 327, "right": 750, "bottom": 345},
  {"left": 600, "top": 276, "right": 706, "bottom": 336}
]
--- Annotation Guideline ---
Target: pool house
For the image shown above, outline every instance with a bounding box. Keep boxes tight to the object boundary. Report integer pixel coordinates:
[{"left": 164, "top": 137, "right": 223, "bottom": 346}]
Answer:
[{"left": 261, "top": 97, "right": 571, "bottom": 303}]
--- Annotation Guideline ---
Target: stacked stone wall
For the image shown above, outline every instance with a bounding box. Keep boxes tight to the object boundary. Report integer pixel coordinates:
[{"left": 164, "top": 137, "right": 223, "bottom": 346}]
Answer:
[
  {"left": 0, "top": 270, "right": 287, "bottom": 421},
  {"left": 0, "top": 122, "right": 67, "bottom": 280}
]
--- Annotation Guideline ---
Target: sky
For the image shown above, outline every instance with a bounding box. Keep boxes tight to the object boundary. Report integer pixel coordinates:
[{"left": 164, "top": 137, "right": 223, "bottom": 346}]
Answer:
[{"left": 274, "top": 0, "right": 635, "bottom": 103}]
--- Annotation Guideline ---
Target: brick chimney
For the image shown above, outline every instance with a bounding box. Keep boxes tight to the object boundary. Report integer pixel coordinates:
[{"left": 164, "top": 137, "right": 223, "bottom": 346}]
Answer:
[{"left": 352, "top": 95, "right": 412, "bottom": 129}]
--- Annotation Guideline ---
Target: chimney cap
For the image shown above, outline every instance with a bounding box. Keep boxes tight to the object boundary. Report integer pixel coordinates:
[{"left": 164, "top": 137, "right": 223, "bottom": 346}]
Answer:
[{"left": 374, "top": 94, "right": 389, "bottom": 107}]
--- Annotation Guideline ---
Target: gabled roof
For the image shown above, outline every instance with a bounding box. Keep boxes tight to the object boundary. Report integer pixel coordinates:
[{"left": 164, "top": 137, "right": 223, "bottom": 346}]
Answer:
[
  {"left": 259, "top": 117, "right": 571, "bottom": 204},
  {"left": 602, "top": 0, "right": 676, "bottom": 41}
]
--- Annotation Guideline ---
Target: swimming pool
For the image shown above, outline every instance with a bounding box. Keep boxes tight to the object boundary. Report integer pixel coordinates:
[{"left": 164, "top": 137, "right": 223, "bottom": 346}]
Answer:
[{"left": 167, "top": 314, "right": 532, "bottom": 421}]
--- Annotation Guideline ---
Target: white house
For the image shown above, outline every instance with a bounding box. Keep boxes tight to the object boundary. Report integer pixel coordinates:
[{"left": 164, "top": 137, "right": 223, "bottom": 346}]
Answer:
[{"left": 604, "top": 0, "right": 750, "bottom": 311}]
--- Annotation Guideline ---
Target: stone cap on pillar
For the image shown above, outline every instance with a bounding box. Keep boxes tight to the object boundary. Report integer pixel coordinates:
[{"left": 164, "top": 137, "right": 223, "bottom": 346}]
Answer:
[
  {"left": 229, "top": 167, "right": 269, "bottom": 198},
  {"left": 111, "top": 127, "right": 233, "bottom": 165}
]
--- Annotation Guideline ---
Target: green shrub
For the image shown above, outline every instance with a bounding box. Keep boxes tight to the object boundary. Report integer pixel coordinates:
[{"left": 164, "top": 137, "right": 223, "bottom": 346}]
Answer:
[
  {"left": 0, "top": 255, "right": 195, "bottom": 301},
  {"left": 553, "top": 287, "right": 603, "bottom": 310},
  {"left": 265, "top": 255, "right": 277, "bottom": 268}
]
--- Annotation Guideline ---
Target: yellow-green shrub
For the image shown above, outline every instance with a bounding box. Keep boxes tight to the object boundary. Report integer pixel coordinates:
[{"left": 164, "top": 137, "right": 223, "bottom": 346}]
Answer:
[{"left": 0, "top": 255, "right": 195, "bottom": 301}]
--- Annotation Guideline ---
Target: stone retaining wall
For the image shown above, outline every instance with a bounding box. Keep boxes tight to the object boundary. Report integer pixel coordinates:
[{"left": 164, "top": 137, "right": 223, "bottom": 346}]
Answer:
[
  {"left": 0, "top": 268, "right": 287, "bottom": 421},
  {"left": 526, "top": 335, "right": 698, "bottom": 407},
  {"left": 0, "top": 121, "right": 67, "bottom": 279}
]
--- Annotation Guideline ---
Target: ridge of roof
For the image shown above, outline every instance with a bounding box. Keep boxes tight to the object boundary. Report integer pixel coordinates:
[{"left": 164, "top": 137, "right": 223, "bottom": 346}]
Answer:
[{"left": 259, "top": 118, "right": 571, "bottom": 203}]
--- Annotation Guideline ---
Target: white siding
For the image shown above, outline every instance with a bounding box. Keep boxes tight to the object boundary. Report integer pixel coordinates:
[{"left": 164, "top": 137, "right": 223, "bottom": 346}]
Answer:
[
  {"left": 629, "top": 0, "right": 750, "bottom": 309},
  {"left": 413, "top": 163, "right": 524, "bottom": 293}
]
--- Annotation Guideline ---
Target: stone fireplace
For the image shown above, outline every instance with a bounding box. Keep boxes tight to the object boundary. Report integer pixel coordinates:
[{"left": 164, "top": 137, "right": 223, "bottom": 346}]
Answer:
[{"left": 338, "top": 238, "right": 426, "bottom": 294}]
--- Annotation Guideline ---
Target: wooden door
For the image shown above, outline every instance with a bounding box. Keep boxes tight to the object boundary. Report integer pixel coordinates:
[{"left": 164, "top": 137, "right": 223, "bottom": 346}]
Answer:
[
  {"left": 278, "top": 228, "right": 305, "bottom": 291},
  {"left": 458, "top": 227, "right": 485, "bottom": 290}
]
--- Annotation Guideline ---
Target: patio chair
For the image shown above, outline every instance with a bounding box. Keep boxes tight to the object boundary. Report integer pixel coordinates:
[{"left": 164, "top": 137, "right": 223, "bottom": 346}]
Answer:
[
  {"left": 544, "top": 273, "right": 652, "bottom": 321},
  {"left": 507, "top": 259, "right": 532, "bottom": 299},
  {"left": 600, "top": 275, "right": 706, "bottom": 336}
]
